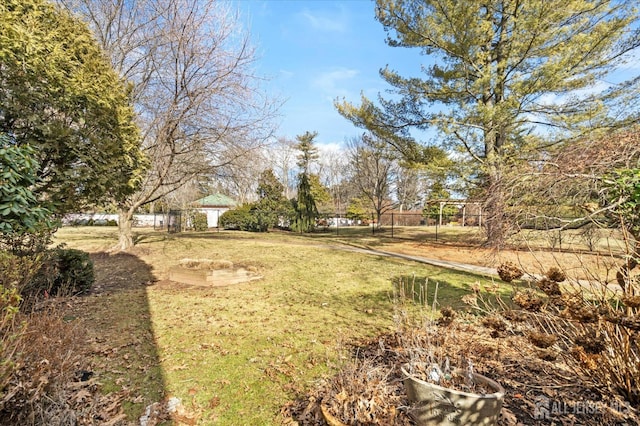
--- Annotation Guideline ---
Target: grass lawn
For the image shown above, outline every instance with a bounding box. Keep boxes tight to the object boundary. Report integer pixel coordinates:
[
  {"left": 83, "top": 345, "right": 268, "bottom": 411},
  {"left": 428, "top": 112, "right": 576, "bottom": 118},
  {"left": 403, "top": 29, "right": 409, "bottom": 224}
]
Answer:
[{"left": 54, "top": 227, "right": 504, "bottom": 425}]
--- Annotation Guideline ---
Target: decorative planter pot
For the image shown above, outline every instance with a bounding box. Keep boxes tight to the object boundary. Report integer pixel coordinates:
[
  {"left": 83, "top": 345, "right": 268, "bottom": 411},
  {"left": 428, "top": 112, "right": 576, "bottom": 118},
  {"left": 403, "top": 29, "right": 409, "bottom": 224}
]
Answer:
[{"left": 401, "top": 363, "right": 504, "bottom": 426}]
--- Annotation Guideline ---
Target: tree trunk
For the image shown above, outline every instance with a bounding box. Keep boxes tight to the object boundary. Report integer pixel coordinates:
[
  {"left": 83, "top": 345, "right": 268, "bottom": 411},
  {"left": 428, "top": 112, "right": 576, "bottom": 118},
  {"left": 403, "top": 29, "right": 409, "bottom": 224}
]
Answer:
[
  {"left": 484, "top": 178, "right": 507, "bottom": 249},
  {"left": 115, "top": 208, "right": 135, "bottom": 251},
  {"left": 616, "top": 240, "right": 640, "bottom": 294},
  {"left": 483, "top": 152, "right": 509, "bottom": 249}
]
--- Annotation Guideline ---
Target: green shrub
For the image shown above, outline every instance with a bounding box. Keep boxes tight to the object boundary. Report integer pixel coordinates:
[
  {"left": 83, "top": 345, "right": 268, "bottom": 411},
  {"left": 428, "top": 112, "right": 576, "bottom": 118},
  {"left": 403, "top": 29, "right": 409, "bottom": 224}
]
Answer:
[
  {"left": 56, "top": 248, "right": 94, "bottom": 293},
  {"left": 218, "top": 208, "right": 241, "bottom": 229},
  {"left": 190, "top": 211, "right": 208, "bottom": 231},
  {"left": 219, "top": 205, "right": 259, "bottom": 231},
  {"left": 29, "top": 248, "right": 94, "bottom": 297},
  {"left": 219, "top": 204, "right": 288, "bottom": 232}
]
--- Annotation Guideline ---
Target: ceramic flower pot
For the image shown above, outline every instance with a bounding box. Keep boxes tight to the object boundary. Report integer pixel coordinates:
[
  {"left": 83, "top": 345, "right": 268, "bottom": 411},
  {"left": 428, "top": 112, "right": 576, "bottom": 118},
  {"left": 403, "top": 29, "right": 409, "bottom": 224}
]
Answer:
[{"left": 401, "top": 363, "right": 504, "bottom": 426}]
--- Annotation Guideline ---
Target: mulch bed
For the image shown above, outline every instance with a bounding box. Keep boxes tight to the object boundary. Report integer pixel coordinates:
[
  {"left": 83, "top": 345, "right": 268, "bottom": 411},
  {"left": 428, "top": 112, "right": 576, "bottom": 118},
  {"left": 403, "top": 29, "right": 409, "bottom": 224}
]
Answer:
[{"left": 283, "top": 319, "right": 638, "bottom": 425}]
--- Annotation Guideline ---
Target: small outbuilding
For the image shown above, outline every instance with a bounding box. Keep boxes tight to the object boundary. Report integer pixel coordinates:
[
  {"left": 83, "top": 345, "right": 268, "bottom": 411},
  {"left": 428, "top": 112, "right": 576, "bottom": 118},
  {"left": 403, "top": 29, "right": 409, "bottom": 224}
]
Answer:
[{"left": 193, "top": 194, "right": 237, "bottom": 228}]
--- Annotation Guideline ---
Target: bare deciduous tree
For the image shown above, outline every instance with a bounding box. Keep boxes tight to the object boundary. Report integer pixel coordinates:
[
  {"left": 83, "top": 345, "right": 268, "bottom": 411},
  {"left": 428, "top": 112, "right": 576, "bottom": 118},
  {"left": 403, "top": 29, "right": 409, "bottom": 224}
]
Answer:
[
  {"left": 269, "top": 137, "right": 299, "bottom": 200},
  {"left": 394, "top": 165, "right": 428, "bottom": 212},
  {"left": 316, "top": 146, "right": 351, "bottom": 215},
  {"left": 347, "top": 134, "right": 396, "bottom": 225},
  {"left": 214, "top": 146, "right": 269, "bottom": 204},
  {"left": 62, "top": 0, "right": 278, "bottom": 249}
]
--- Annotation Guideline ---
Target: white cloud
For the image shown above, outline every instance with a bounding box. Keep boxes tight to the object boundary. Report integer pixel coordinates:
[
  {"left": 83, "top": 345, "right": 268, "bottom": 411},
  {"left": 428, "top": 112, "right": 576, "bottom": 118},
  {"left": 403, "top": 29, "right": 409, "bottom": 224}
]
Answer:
[
  {"left": 299, "top": 8, "right": 347, "bottom": 33},
  {"left": 312, "top": 68, "right": 360, "bottom": 100},
  {"left": 572, "top": 80, "right": 611, "bottom": 98},
  {"left": 536, "top": 80, "right": 611, "bottom": 106},
  {"left": 537, "top": 93, "right": 558, "bottom": 106},
  {"left": 279, "top": 69, "right": 294, "bottom": 79},
  {"left": 317, "top": 141, "right": 343, "bottom": 154}
]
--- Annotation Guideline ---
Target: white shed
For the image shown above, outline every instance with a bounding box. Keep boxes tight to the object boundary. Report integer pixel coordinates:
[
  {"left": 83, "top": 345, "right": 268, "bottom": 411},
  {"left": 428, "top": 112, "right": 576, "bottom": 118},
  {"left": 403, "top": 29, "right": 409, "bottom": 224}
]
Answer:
[{"left": 193, "top": 194, "right": 237, "bottom": 228}]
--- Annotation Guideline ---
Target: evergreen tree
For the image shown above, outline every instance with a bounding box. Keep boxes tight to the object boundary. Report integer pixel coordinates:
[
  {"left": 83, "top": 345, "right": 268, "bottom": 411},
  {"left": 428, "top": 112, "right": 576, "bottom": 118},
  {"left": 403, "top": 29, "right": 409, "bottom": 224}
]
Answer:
[
  {"left": 346, "top": 197, "right": 370, "bottom": 222},
  {"left": 255, "top": 169, "right": 292, "bottom": 230},
  {"left": 337, "top": 0, "right": 640, "bottom": 247},
  {"left": 257, "top": 169, "right": 286, "bottom": 202},
  {"left": 292, "top": 132, "right": 319, "bottom": 232},
  {"left": 0, "top": 0, "right": 145, "bottom": 214},
  {"left": 292, "top": 173, "right": 318, "bottom": 233},
  {"left": 309, "top": 174, "right": 333, "bottom": 214}
]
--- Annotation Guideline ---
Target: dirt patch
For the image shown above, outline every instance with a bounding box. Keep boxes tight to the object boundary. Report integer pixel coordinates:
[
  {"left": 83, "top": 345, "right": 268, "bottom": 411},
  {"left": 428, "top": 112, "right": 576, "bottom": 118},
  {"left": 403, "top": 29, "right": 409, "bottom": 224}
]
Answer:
[
  {"left": 168, "top": 259, "right": 262, "bottom": 286},
  {"left": 87, "top": 251, "right": 157, "bottom": 294},
  {"left": 168, "top": 266, "right": 262, "bottom": 287}
]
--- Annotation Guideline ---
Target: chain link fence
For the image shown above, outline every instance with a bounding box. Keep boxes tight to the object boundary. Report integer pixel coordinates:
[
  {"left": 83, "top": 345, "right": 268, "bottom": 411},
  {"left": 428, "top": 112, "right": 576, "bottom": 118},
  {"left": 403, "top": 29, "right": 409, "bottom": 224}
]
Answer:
[
  {"left": 312, "top": 211, "right": 623, "bottom": 253},
  {"left": 313, "top": 211, "right": 483, "bottom": 241}
]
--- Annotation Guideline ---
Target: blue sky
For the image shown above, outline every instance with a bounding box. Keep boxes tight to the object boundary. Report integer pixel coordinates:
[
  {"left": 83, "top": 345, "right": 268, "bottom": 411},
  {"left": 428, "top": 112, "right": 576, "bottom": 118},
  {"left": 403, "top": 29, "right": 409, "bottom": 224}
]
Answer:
[
  {"left": 234, "top": 0, "right": 422, "bottom": 147},
  {"left": 234, "top": 1, "right": 640, "bottom": 148}
]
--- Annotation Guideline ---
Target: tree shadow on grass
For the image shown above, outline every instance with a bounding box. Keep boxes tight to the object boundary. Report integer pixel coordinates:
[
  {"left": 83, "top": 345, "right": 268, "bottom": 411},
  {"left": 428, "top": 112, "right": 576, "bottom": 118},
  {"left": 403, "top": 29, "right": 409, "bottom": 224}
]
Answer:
[
  {"left": 392, "top": 274, "right": 532, "bottom": 314},
  {"left": 133, "top": 229, "right": 266, "bottom": 245},
  {"left": 69, "top": 251, "right": 168, "bottom": 422},
  {"left": 332, "top": 274, "right": 515, "bottom": 319}
]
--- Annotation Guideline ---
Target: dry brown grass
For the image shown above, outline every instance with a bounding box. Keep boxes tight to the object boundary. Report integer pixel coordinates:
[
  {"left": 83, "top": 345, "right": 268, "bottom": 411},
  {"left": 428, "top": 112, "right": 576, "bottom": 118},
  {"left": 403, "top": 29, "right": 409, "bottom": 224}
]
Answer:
[
  {"left": 363, "top": 227, "right": 628, "bottom": 283},
  {"left": 292, "top": 311, "right": 638, "bottom": 425},
  {"left": 0, "top": 304, "right": 128, "bottom": 425}
]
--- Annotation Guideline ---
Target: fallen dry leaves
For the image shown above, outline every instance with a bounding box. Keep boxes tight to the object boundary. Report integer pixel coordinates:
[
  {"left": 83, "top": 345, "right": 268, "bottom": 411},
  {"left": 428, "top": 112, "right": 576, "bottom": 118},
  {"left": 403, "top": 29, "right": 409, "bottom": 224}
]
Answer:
[{"left": 284, "top": 318, "right": 639, "bottom": 425}]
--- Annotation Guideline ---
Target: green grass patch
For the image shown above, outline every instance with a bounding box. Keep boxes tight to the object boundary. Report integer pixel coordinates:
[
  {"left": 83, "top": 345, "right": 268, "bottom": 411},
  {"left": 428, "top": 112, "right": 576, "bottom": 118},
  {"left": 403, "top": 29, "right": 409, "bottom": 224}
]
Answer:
[{"left": 54, "top": 227, "right": 504, "bottom": 425}]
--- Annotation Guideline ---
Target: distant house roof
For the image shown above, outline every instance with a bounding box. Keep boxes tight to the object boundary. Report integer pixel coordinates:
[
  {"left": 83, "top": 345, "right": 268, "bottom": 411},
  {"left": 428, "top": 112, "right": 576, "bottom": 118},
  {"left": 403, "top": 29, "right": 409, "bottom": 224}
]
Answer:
[{"left": 193, "top": 194, "right": 237, "bottom": 207}]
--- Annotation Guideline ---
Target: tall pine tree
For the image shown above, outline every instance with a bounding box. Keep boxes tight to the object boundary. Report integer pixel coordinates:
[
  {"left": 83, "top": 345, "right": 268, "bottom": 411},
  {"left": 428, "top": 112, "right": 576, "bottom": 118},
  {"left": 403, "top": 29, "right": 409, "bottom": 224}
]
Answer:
[{"left": 337, "top": 0, "right": 640, "bottom": 247}]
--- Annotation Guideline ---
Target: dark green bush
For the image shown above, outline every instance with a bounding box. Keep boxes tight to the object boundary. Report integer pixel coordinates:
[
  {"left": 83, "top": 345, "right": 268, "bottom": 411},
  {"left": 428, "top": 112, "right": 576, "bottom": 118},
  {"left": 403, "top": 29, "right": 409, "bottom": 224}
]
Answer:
[
  {"left": 219, "top": 204, "right": 293, "bottom": 232},
  {"left": 29, "top": 248, "right": 94, "bottom": 297},
  {"left": 55, "top": 248, "right": 94, "bottom": 293},
  {"left": 219, "top": 205, "right": 258, "bottom": 231},
  {"left": 190, "top": 211, "right": 208, "bottom": 231}
]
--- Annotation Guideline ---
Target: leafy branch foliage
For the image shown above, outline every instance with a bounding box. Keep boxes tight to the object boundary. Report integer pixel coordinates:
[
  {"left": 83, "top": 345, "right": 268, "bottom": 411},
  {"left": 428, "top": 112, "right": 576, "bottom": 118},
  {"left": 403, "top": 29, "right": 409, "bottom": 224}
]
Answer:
[
  {"left": 606, "top": 168, "right": 640, "bottom": 239},
  {"left": 0, "top": 140, "right": 50, "bottom": 236},
  {"left": 0, "top": 0, "right": 146, "bottom": 214}
]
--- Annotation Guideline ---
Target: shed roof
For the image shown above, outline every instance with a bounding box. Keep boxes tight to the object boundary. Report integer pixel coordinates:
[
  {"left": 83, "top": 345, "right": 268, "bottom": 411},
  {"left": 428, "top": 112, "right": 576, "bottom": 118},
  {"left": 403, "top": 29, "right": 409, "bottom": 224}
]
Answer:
[{"left": 193, "top": 194, "right": 237, "bottom": 207}]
